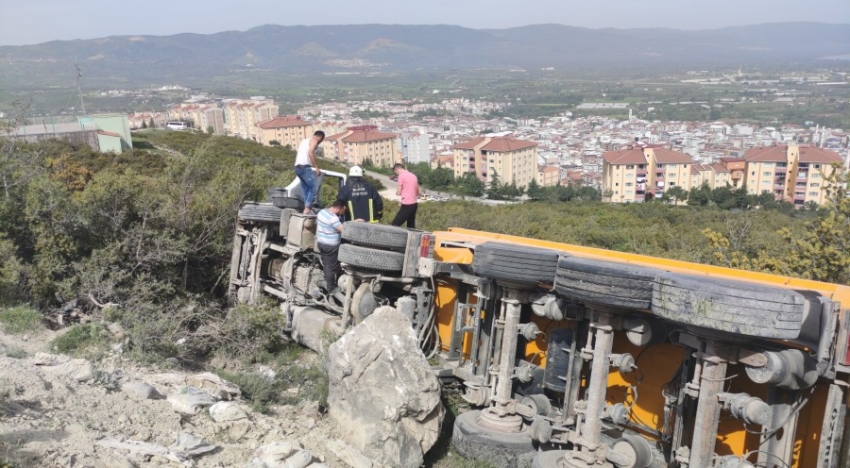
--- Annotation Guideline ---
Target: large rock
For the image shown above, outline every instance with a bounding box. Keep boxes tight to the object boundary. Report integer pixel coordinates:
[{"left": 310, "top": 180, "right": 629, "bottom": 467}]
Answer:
[{"left": 327, "top": 306, "right": 443, "bottom": 468}]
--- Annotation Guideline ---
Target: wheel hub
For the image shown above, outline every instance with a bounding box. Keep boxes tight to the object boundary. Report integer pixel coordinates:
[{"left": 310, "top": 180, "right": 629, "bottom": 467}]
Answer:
[{"left": 477, "top": 407, "right": 524, "bottom": 433}]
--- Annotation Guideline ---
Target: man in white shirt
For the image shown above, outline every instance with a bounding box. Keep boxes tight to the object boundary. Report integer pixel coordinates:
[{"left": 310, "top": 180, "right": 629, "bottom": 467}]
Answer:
[{"left": 294, "top": 130, "right": 325, "bottom": 214}]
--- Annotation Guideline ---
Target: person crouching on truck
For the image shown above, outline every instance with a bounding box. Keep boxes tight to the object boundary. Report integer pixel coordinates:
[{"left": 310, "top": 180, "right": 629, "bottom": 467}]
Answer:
[
  {"left": 294, "top": 130, "right": 325, "bottom": 214},
  {"left": 338, "top": 165, "right": 383, "bottom": 223},
  {"left": 315, "top": 200, "right": 347, "bottom": 294}
]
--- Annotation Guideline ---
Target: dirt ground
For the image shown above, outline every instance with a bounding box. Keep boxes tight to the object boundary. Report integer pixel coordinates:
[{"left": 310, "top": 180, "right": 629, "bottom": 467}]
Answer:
[{"left": 0, "top": 327, "right": 347, "bottom": 468}]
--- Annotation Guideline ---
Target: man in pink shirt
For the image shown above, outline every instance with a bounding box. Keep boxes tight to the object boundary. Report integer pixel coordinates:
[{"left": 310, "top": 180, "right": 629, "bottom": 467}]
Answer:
[{"left": 391, "top": 163, "right": 421, "bottom": 228}]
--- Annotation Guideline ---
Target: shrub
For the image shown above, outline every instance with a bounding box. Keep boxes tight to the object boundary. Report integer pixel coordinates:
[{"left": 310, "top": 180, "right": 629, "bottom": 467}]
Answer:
[
  {"left": 50, "top": 323, "right": 110, "bottom": 356},
  {"left": 0, "top": 306, "right": 42, "bottom": 334}
]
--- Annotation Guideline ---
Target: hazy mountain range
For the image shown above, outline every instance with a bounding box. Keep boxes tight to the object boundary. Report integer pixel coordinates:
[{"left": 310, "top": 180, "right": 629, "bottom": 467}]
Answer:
[{"left": 1, "top": 23, "right": 848, "bottom": 87}]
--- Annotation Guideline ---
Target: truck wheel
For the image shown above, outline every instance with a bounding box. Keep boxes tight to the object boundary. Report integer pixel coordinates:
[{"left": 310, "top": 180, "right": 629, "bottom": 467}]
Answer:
[
  {"left": 339, "top": 244, "right": 404, "bottom": 273},
  {"left": 554, "top": 257, "right": 661, "bottom": 310},
  {"left": 652, "top": 272, "right": 805, "bottom": 339},
  {"left": 452, "top": 410, "right": 537, "bottom": 468},
  {"left": 271, "top": 196, "right": 304, "bottom": 211},
  {"left": 342, "top": 223, "right": 410, "bottom": 250},
  {"left": 472, "top": 242, "right": 559, "bottom": 286},
  {"left": 238, "top": 202, "right": 282, "bottom": 223}
]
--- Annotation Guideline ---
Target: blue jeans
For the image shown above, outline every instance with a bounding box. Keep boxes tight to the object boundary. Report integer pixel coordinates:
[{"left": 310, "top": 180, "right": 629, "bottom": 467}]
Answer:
[{"left": 294, "top": 166, "right": 318, "bottom": 209}]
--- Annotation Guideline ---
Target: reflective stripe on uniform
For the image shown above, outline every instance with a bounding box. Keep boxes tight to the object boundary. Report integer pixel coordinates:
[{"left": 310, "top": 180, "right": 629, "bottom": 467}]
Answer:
[{"left": 368, "top": 199, "right": 374, "bottom": 222}]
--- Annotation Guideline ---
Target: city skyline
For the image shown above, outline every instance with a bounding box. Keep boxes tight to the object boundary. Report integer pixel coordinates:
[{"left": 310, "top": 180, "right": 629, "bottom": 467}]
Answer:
[{"left": 1, "top": 0, "right": 849, "bottom": 46}]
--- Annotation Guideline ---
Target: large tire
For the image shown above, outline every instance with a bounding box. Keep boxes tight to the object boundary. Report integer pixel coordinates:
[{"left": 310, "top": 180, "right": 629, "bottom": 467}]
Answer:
[
  {"left": 554, "top": 257, "right": 661, "bottom": 310},
  {"left": 271, "top": 196, "right": 304, "bottom": 211},
  {"left": 452, "top": 410, "right": 537, "bottom": 468},
  {"left": 652, "top": 273, "right": 805, "bottom": 339},
  {"left": 472, "top": 242, "right": 559, "bottom": 286},
  {"left": 338, "top": 244, "right": 404, "bottom": 273},
  {"left": 238, "top": 202, "right": 282, "bottom": 223},
  {"left": 341, "top": 223, "right": 410, "bottom": 250}
]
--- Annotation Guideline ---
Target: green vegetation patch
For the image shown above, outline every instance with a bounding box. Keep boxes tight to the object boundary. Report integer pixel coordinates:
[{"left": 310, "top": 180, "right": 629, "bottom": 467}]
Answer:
[
  {"left": 50, "top": 323, "right": 111, "bottom": 356},
  {"left": 0, "top": 306, "right": 42, "bottom": 334}
]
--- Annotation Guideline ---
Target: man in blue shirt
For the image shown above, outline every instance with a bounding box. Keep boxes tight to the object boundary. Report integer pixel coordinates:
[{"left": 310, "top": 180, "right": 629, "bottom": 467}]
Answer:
[{"left": 316, "top": 199, "right": 347, "bottom": 291}]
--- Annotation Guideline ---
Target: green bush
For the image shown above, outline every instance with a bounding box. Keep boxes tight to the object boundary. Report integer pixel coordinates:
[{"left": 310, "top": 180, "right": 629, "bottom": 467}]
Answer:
[
  {"left": 215, "top": 345, "right": 328, "bottom": 413},
  {"left": 0, "top": 306, "right": 42, "bottom": 334},
  {"left": 50, "top": 323, "right": 110, "bottom": 356},
  {"left": 216, "top": 369, "right": 281, "bottom": 413}
]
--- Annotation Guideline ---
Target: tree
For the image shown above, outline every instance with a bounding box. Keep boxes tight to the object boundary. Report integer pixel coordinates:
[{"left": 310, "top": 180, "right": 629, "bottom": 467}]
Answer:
[
  {"left": 573, "top": 185, "right": 601, "bottom": 202},
  {"left": 487, "top": 170, "right": 504, "bottom": 200},
  {"left": 526, "top": 179, "right": 543, "bottom": 200},
  {"left": 141, "top": 120, "right": 148, "bottom": 129},
  {"left": 0, "top": 102, "right": 44, "bottom": 201},
  {"left": 206, "top": 126, "right": 214, "bottom": 135},
  {"left": 269, "top": 140, "right": 281, "bottom": 147},
  {"left": 687, "top": 182, "right": 712, "bottom": 206},
  {"left": 148, "top": 118, "right": 155, "bottom": 129},
  {"left": 666, "top": 186, "right": 688, "bottom": 205},
  {"left": 455, "top": 173, "right": 484, "bottom": 197},
  {"left": 710, "top": 186, "right": 734, "bottom": 209},
  {"left": 428, "top": 165, "right": 454, "bottom": 189},
  {"left": 704, "top": 164, "right": 850, "bottom": 284}
]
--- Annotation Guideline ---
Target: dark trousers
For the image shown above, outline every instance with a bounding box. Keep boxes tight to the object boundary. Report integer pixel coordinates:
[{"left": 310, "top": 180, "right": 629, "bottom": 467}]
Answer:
[
  {"left": 318, "top": 243, "right": 342, "bottom": 289},
  {"left": 391, "top": 203, "right": 418, "bottom": 229}
]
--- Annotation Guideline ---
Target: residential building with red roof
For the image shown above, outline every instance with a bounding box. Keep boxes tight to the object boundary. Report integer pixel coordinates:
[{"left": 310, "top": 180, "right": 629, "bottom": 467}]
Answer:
[
  {"left": 257, "top": 115, "right": 314, "bottom": 147},
  {"left": 744, "top": 143, "right": 843, "bottom": 206},
  {"left": 431, "top": 153, "right": 455, "bottom": 171},
  {"left": 323, "top": 126, "right": 398, "bottom": 168},
  {"left": 690, "top": 163, "right": 731, "bottom": 189},
  {"left": 536, "top": 165, "right": 561, "bottom": 187},
  {"left": 452, "top": 135, "right": 537, "bottom": 188},
  {"left": 602, "top": 146, "right": 695, "bottom": 203},
  {"left": 222, "top": 99, "right": 279, "bottom": 141}
]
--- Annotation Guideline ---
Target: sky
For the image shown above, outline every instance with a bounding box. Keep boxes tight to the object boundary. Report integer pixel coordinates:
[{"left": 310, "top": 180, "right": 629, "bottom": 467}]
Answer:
[{"left": 1, "top": 0, "right": 848, "bottom": 46}]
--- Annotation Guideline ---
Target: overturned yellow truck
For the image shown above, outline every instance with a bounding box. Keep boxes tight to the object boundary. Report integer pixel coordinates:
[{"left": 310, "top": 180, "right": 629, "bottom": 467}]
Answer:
[{"left": 230, "top": 188, "right": 849, "bottom": 468}]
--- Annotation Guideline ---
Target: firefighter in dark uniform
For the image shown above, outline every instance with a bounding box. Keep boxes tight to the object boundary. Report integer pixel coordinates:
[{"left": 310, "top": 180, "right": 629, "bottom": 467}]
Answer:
[{"left": 338, "top": 166, "right": 384, "bottom": 223}]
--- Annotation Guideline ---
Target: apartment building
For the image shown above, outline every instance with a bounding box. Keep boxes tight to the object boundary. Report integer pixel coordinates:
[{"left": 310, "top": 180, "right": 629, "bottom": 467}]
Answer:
[
  {"left": 399, "top": 133, "right": 431, "bottom": 164},
  {"left": 536, "top": 165, "right": 561, "bottom": 187},
  {"left": 452, "top": 136, "right": 537, "bottom": 188},
  {"left": 166, "top": 104, "right": 225, "bottom": 135},
  {"left": 223, "top": 99, "right": 279, "bottom": 141},
  {"left": 196, "top": 105, "right": 225, "bottom": 135},
  {"left": 602, "top": 148, "right": 649, "bottom": 203},
  {"left": 690, "top": 163, "right": 731, "bottom": 189},
  {"left": 257, "top": 116, "right": 314, "bottom": 147},
  {"left": 602, "top": 146, "right": 694, "bottom": 203},
  {"left": 324, "top": 126, "right": 398, "bottom": 167},
  {"left": 432, "top": 154, "right": 454, "bottom": 171},
  {"left": 720, "top": 158, "right": 747, "bottom": 188},
  {"left": 744, "top": 143, "right": 843, "bottom": 206}
]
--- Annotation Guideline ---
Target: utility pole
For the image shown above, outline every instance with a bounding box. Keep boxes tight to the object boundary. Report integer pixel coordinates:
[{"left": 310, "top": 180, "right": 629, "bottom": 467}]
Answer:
[{"left": 75, "top": 62, "right": 87, "bottom": 116}]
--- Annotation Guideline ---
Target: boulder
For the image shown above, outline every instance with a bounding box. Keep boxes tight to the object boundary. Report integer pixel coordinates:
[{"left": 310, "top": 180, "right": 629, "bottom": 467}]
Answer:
[
  {"left": 209, "top": 401, "right": 249, "bottom": 422},
  {"left": 121, "top": 381, "right": 165, "bottom": 400},
  {"left": 326, "top": 306, "right": 444, "bottom": 468},
  {"left": 187, "top": 372, "right": 241, "bottom": 400},
  {"left": 167, "top": 386, "right": 217, "bottom": 415},
  {"left": 324, "top": 439, "right": 373, "bottom": 468},
  {"left": 45, "top": 358, "right": 94, "bottom": 382},
  {"left": 249, "top": 440, "right": 313, "bottom": 468}
]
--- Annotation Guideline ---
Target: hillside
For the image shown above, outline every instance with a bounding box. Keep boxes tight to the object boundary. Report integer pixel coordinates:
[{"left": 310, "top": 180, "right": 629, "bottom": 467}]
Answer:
[{"left": 1, "top": 23, "right": 848, "bottom": 87}]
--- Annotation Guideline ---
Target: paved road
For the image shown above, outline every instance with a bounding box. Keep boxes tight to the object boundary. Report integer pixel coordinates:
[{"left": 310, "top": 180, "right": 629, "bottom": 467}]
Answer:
[{"left": 363, "top": 170, "right": 400, "bottom": 202}]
